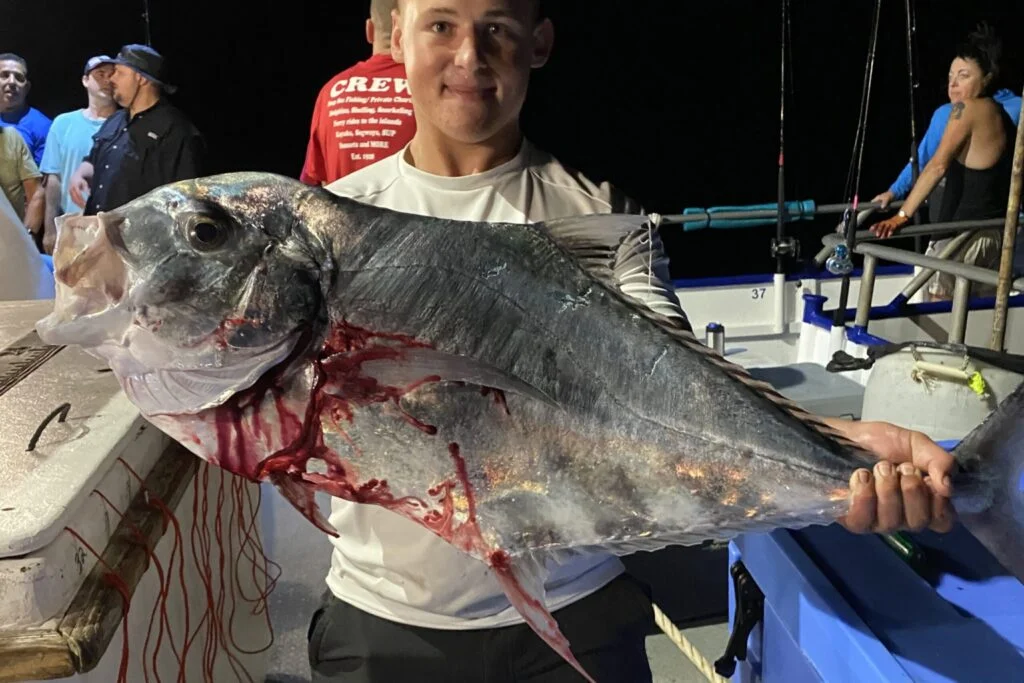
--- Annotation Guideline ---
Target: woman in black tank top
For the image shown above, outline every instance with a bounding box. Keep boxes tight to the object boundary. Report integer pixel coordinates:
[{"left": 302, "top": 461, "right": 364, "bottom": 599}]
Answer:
[
  {"left": 871, "top": 24, "right": 1016, "bottom": 300},
  {"left": 936, "top": 105, "right": 1014, "bottom": 223}
]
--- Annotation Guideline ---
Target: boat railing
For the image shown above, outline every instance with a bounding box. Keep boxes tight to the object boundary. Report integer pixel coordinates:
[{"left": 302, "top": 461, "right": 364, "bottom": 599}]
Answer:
[
  {"left": 819, "top": 228, "right": 1024, "bottom": 344},
  {"left": 812, "top": 218, "right": 1008, "bottom": 267},
  {"left": 658, "top": 199, "right": 906, "bottom": 231}
]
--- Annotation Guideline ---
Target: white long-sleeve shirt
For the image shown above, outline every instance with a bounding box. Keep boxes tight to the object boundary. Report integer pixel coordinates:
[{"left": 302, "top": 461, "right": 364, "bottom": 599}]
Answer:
[{"left": 323, "top": 138, "right": 688, "bottom": 630}]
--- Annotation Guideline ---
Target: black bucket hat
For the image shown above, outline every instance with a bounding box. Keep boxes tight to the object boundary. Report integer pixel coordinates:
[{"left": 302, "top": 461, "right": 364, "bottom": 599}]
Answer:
[{"left": 110, "top": 44, "right": 177, "bottom": 94}]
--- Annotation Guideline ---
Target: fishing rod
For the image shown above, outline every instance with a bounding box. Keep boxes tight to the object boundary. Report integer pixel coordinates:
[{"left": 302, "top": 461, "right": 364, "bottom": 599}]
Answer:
[
  {"left": 831, "top": 0, "right": 883, "bottom": 329},
  {"left": 142, "top": 0, "right": 152, "bottom": 46},
  {"left": 771, "top": 0, "right": 797, "bottom": 275},
  {"left": 769, "top": 0, "right": 797, "bottom": 334},
  {"left": 904, "top": 0, "right": 919, "bottom": 191},
  {"left": 904, "top": 0, "right": 924, "bottom": 254}
]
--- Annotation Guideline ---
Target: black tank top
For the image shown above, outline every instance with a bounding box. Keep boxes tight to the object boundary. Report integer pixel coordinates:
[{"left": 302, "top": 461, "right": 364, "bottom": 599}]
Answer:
[{"left": 937, "top": 103, "right": 1015, "bottom": 222}]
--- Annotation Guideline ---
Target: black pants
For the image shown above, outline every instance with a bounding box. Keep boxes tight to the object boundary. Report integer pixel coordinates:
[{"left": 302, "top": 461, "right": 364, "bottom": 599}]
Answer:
[{"left": 306, "top": 574, "right": 654, "bottom": 683}]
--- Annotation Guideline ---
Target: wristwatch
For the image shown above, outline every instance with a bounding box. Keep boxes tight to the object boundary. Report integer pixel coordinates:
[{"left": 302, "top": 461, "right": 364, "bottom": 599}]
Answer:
[{"left": 897, "top": 209, "right": 908, "bottom": 219}]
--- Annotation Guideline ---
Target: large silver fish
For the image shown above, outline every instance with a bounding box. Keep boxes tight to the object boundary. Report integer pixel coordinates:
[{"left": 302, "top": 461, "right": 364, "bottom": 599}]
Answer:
[{"left": 36, "top": 173, "right": 1024, "bottom": 682}]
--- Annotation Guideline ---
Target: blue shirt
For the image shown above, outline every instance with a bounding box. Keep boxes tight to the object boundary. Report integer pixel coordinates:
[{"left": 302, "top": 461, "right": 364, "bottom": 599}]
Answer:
[
  {"left": 0, "top": 106, "right": 52, "bottom": 166},
  {"left": 889, "top": 88, "right": 1022, "bottom": 199},
  {"left": 40, "top": 109, "right": 109, "bottom": 214}
]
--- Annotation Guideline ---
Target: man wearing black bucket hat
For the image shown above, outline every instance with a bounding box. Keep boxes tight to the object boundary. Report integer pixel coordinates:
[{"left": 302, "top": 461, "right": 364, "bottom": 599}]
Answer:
[{"left": 69, "top": 44, "right": 204, "bottom": 216}]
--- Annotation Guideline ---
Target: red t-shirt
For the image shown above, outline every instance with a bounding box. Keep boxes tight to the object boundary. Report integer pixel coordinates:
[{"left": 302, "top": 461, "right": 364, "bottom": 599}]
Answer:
[{"left": 300, "top": 54, "right": 417, "bottom": 185}]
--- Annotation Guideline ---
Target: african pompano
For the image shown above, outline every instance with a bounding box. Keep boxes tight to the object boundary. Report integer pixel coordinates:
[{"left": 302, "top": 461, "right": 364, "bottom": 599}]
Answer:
[{"left": 36, "top": 173, "right": 1024, "bottom": 682}]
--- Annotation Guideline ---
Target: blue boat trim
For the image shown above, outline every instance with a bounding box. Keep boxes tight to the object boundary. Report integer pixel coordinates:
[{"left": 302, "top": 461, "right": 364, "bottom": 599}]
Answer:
[
  {"left": 672, "top": 264, "right": 913, "bottom": 289},
  {"left": 846, "top": 325, "right": 889, "bottom": 346},
  {"left": 801, "top": 291, "right": 1024, "bottom": 342}
]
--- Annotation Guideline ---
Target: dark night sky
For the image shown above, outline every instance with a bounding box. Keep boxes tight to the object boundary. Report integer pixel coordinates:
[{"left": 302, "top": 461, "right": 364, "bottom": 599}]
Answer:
[{"left": 4, "top": 0, "right": 1023, "bottom": 277}]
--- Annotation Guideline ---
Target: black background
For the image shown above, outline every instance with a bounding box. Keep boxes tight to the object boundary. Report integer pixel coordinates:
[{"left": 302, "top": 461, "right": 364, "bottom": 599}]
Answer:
[{"left": 4, "top": 0, "right": 1022, "bottom": 277}]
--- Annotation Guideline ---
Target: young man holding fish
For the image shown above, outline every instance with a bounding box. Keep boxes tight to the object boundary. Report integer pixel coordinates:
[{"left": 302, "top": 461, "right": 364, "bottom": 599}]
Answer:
[{"left": 312, "top": 0, "right": 958, "bottom": 681}]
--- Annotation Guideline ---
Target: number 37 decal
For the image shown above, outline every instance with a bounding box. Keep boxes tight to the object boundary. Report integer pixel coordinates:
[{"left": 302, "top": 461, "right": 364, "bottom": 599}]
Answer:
[{"left": 751, "top": 287, "right": 767, "bottom": 299}]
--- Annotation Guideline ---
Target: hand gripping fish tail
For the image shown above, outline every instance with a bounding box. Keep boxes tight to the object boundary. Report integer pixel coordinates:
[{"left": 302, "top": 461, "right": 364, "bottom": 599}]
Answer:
[{"left": 33, "top": 172, "right": 1024, "bottom": 682}]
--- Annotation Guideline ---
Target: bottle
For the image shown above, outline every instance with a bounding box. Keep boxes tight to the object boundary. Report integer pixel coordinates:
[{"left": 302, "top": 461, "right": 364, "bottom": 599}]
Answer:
[{"left": 705, "top": 322, "right": 725, "bottom": 355}]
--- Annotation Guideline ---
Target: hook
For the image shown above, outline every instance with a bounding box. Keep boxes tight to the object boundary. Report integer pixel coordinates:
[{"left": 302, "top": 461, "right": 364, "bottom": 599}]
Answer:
[{"left": 27, "top": 403, "right": 72, "bottom": 452}]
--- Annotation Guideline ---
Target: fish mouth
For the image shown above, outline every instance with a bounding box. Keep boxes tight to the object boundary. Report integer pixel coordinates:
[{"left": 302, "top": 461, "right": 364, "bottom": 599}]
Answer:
[
  {"left": 36, "top": 211, "right": 305, "bottom": 417},
  {"left": 38, "top": 212, "right": 133, "bottom": 347}
]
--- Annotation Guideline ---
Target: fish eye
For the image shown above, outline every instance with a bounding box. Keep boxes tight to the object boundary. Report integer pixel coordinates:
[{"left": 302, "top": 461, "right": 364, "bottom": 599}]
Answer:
[{"left": 184, "top": 216, "right": 229, "bottom": 251}]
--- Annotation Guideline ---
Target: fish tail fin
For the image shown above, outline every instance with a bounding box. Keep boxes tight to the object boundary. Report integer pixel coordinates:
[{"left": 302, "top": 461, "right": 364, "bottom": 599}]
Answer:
[
  {"left": 952, "top": 381, "right": 1024, "bottom": 582},
  {"left": 490, "top": 553, "right": 597, "bottom": 683}
]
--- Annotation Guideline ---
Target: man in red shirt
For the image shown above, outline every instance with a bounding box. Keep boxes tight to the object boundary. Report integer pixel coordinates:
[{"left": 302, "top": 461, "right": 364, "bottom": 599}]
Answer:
[{"left": 300, "top": 0, "right": 417, "bottom": 185}]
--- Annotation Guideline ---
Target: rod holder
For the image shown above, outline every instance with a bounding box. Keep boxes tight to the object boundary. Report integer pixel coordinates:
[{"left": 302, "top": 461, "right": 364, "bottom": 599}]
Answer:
[
  {"left": 855, "top": 254, "right": 878, "bottom": 328},
  {"left": 949, "top": 276, "right": 972, "bottom": 344}
]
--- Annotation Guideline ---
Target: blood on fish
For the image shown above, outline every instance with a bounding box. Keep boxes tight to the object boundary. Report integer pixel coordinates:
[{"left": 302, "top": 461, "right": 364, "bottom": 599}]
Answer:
[{"left": 197, "top": 318, "right": 591, "bottom": 679}]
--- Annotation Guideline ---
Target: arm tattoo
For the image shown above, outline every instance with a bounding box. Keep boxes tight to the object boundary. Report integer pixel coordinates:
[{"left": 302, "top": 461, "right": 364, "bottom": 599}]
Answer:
[{"left": 951, "top": 101, "right": 966, "bottom": 120}]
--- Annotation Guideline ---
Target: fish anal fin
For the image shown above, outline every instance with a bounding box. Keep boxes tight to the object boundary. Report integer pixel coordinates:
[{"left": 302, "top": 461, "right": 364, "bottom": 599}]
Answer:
[
  {"left": 268, "top": 471, "right": 337, "bottom": 536},
  {"left": 489, "top": 550, "right": 597, "bottom": 683}
]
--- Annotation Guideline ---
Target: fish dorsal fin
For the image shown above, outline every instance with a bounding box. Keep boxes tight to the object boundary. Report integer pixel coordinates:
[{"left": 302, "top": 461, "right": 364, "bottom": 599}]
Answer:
[
  {"left": 542, "top": 213, "right": 692, "bottom": 330},
  {"left": 542, "top": 214, "right": 871, "bottom": 458},
  {"left": 541, "top": 213, "right": 650, "bottom": 285}
]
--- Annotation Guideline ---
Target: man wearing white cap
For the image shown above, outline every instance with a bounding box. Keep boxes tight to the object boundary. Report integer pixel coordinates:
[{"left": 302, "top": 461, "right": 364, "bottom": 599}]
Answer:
[{"left": 38, "top": 55, "right": 117, "bottom": 253}]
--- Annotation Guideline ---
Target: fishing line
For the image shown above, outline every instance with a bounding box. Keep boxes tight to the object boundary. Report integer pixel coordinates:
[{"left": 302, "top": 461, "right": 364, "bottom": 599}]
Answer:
[
  {"left": 227, "top": 479, "right": 279, "bottom": 656},
  {"left": 64, "top": 525, "right": 132, "bottom": 683},
  {"left": 118, "top": 457, "right": 193, "bottom": 676},
  {"left": 93, "top": 489, "right": 181, "bottom": 683},
  {"left": 181, "top": 463, "right": 257, "bottom": 683},
  {"left": 644, "top": 214, "right": 663, "bottom": 291}
]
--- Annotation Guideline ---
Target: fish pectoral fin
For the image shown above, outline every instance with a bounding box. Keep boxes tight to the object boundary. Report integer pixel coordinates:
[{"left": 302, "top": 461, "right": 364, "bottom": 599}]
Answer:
[
  {"left": 491, "top": 552, "right": 597, "bottom": 683},
  {"left": 267, "top": 471, "right": 337, "bottom": 536},
  {"left": 358, "top": 347, "right": 560, "bottom": 408}
]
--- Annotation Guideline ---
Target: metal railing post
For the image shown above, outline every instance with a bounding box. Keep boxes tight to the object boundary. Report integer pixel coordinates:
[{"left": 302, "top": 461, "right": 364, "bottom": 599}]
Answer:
[
  {"left": 949, "top": 277, "right": 972, "bottom": 344},
  {"left": 990, "top": 88, "right": 1024, "bottom": 351},
  {"left": 855, "top": 254, "right": 878, "bottom": 328},
  {"left": 898, "top": 230, "right": 976, "bottom": 301}
]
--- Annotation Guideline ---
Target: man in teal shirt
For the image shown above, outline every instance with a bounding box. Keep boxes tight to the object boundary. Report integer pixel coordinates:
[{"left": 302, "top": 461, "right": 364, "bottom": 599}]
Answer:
[{"left": 38, "top": 56, "right": 117, "bottom": 253}]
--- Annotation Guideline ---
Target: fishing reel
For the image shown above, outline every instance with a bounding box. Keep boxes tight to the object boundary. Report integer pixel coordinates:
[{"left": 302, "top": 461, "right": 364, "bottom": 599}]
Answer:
[
  {"left": 825, "top": 244, "right": 854, "bottom": 276},
  {"left": 771, "top": 236, "right": 799, "bottom": 260}
]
